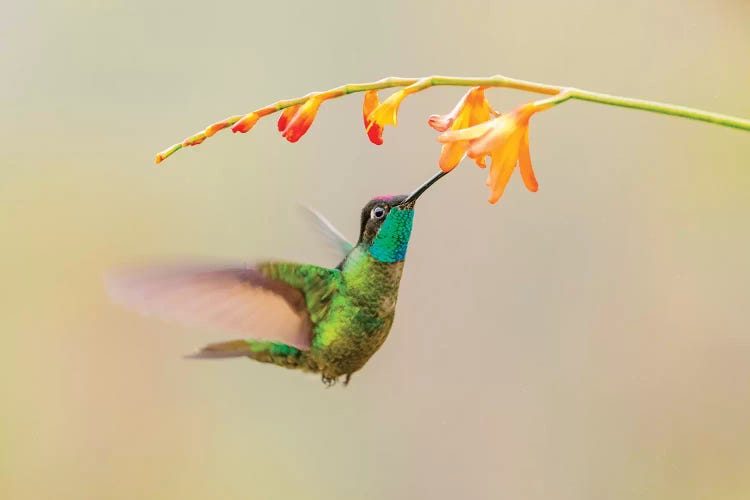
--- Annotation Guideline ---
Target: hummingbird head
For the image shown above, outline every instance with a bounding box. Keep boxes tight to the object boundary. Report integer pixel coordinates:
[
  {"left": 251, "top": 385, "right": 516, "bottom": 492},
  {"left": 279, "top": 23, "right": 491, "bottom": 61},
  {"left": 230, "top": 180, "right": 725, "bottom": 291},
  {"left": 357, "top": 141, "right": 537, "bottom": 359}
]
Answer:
[{"left": 359, "top": 170, "right": 447, "bottom": 263}]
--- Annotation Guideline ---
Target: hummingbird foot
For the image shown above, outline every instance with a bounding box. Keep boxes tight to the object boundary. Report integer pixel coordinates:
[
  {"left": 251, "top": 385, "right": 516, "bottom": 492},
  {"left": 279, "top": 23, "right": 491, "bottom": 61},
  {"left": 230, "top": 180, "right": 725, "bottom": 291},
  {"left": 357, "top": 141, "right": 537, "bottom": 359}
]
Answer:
[{"left": 320, "top": 373, "right": 353, "bottom": 387}]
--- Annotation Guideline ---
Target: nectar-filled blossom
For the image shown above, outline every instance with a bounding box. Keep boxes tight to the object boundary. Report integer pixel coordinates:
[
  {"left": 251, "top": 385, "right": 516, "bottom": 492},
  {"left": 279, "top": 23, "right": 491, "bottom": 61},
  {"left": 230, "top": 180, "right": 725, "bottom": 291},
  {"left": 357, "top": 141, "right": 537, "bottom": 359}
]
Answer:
[
  {"left": 278, "top": 97, "right": 324, "bottom": 143},
  {"left": 428, "top": 87, "right": 497, "bottom": 172},
  {"left": 439, "top": 102, "right": 542, "bottom": 203},
  {"left": 366, "top": 89, "right": 407, "bottom": 131},
  {"left": 362, "top": 90, "right": 384, "bottom": 145}
]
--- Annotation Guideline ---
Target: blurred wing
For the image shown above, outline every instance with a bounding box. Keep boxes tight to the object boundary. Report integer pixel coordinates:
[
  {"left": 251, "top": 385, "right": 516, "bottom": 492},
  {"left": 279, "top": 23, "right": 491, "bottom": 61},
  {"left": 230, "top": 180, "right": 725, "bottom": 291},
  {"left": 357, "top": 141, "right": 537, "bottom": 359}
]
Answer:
[
  {"left": 299, "top": 205, "right": 354, "bottom": 258},
  {"left": 106, "top": 263, "right": 316, "bottom": 350}
]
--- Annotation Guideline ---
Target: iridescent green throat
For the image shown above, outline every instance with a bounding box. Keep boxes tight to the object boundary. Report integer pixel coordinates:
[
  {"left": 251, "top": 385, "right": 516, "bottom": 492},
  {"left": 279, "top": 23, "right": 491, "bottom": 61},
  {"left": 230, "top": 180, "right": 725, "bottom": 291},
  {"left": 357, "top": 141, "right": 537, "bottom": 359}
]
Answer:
[{"left": 368, "top": 207, "right": 414, "bottom": 263}]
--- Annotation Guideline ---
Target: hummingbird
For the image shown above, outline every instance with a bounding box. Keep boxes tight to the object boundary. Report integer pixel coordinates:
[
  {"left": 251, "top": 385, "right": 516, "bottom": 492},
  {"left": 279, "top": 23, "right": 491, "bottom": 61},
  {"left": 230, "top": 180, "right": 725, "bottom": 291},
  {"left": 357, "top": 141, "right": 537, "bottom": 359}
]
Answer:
[{"left": 107, "top": 170, "right": 447, "bottom": 386}]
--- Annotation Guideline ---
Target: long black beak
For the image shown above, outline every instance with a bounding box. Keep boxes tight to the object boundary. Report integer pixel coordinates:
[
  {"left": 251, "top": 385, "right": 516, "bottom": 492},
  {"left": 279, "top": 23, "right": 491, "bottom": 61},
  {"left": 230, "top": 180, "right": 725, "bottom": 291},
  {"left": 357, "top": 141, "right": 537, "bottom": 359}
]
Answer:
[{"left": 399, "top": 170, "right": 448, "bottom": 207}]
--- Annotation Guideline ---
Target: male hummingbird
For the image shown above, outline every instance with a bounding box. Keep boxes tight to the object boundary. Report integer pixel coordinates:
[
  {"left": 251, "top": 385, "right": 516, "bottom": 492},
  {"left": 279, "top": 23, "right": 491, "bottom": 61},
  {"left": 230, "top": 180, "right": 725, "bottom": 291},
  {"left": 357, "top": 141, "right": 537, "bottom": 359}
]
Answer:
[{"left": 108, "top": 171, "right": 447, "bottom": 386}]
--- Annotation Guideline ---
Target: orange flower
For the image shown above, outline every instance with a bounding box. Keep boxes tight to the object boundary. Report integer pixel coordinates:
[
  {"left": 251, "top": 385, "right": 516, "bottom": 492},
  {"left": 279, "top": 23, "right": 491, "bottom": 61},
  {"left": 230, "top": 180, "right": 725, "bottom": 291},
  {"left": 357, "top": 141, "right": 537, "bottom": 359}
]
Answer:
[
  {"left": 438, "top": 103, "right": 542, "bottom": 203},
  {"left": 362, "top": 90, "right": 383, "bottom": 145},
  {"left": 428, "top": 87, "right": 497, "bottom": 172},
  {"left": 278, "top": 96, "right": 324, "bottom": 143},
  {"left": 230, "top": 112, "right": 259, "bottom": 134},
  {"left": 366, "top": 89, "right": 407, "bottom": 131}
]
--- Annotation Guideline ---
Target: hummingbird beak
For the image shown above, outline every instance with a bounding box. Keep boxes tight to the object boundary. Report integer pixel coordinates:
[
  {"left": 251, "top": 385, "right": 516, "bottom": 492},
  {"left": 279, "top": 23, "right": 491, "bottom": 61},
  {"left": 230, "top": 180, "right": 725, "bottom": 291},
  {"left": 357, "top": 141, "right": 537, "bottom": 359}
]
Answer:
[{"left": 399, "top": 170, "right": 449, "bottom": 208}]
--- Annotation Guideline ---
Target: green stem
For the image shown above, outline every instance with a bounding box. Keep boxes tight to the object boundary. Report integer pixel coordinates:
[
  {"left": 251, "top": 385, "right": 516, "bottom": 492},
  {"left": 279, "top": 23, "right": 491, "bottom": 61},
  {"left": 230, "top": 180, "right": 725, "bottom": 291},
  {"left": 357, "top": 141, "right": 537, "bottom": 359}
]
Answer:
[
  {"left": 568, "top": 89, "right": 750, "bottom": 131},
  {"left": 156, "top": 74, "right": 749, "bottom": 163}
]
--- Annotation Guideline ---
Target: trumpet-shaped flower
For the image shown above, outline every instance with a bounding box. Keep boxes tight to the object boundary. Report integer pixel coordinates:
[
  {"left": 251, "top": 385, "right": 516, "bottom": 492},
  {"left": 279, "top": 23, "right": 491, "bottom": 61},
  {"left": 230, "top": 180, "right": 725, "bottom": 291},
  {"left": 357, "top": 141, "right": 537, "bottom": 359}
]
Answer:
[
  {"left": 276, "top": 97, "right": 325, "bottom": 143},
  {"left": 366, "top": 89, "right": 407, "bottom": 132},
  {"left": 438, "top": 103, "right": 542, "bottom": 203},
  {"left": 362, "top": 90, "right": 384, "bottom": 145},
  {"left": 428, "top": 87, "right": 497, "bottom": 172}
]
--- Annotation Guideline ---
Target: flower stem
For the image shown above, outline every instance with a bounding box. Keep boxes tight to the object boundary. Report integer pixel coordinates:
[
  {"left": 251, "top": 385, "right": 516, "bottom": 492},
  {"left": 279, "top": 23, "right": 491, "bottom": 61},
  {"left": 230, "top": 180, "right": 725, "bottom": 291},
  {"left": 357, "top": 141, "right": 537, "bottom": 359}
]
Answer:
[
  {"left": 156, "top": 74, "right": 749, "bottom": 163},
  {"left": 569, "top": 89, "right": 750, "bottom": 131}
]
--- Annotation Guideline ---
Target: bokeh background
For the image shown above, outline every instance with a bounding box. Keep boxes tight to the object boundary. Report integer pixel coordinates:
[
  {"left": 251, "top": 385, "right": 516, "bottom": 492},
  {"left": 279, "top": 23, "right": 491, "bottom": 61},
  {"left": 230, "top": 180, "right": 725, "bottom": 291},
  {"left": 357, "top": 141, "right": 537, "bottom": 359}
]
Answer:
[{"left": 2, "top": 1, "right": 750, "bottom": 499}]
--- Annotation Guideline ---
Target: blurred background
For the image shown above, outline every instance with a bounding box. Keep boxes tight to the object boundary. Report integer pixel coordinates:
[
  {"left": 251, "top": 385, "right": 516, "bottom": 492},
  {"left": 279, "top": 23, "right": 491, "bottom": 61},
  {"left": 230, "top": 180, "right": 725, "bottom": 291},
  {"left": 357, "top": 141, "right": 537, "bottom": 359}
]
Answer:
[{"left": 2, "top": 1, "right": 749, "bottom": 499}]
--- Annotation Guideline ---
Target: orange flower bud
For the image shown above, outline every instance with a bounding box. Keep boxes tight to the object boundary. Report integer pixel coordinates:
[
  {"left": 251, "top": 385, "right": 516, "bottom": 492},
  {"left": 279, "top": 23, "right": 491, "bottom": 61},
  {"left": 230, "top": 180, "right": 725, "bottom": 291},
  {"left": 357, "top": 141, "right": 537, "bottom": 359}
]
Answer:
[
  {"left": 230, "top": 113, "right": 259, "bottom": 134},
  {"left": 182, "top": 134, "right": 206, "bottom": 147},
  {"left": 277, "top": 105, "right": 300, "bottom": 133},
  {"left": 280, "top": 97, "right": 324, "bottom": 143}
]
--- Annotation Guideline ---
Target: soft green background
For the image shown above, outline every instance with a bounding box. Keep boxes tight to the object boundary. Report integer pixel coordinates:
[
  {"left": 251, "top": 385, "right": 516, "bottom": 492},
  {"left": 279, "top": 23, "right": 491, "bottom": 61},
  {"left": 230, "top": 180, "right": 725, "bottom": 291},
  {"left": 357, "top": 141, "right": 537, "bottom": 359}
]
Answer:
[{"left": 2, "top": 1, "right": 749, "bottom": 499}]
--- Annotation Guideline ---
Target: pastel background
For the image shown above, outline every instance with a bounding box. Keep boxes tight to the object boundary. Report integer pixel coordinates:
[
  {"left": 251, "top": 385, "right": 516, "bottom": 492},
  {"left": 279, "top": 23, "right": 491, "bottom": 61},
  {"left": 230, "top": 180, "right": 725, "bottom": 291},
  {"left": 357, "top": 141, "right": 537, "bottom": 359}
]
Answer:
[{"left": 2, "top": 1, "right": 749, "bottom": 499}]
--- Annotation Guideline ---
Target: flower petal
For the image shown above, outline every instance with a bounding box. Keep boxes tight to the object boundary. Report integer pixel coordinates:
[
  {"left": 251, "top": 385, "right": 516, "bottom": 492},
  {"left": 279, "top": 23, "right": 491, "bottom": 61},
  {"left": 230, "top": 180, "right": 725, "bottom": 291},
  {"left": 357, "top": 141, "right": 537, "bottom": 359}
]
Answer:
[
  {"left": 430, "top": 87, "right": 488, "bottom": 133},
  {"left": 428, "top": 113, "right": 454, "bottom": 132},
  {"left": 487, "top": 155, "right": 518, "bottom": 204},
  {"left": 367, "top": 89, "right": 406, "bottom": 129},
  {"left": 362, "top": 90, "right": 383, "bottom": 145},
  {"left": 518, "top": 128, "right": 538, "bottom": 192},
  {"left": 437, "top": 119, "right": 494, "bottom": 143},
  {"left": 467, "top": 117, "right": 522, "bottom": 158},
  {"left": 366, "top": 122, "right": 384, "bottom": 145},
  {"left": 438, "top": 141, "right": 467, "bottom": 172},
  {"left": 277, "top": 105, "right": 300, "bottom": 132},
  {"left": 468, "top": 96, "right": 492, "bottom": 126}
]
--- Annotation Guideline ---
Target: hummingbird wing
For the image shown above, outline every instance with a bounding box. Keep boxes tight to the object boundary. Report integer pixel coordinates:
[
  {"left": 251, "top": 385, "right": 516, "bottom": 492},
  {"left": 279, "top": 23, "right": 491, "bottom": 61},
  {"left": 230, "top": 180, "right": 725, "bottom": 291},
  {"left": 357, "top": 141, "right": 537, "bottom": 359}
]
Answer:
[
  {"left": 299, "top": 205, "right": 354, "bottom": 258},
  {"left": 106, "top": 262, "right": 339, "bottom": 350}
]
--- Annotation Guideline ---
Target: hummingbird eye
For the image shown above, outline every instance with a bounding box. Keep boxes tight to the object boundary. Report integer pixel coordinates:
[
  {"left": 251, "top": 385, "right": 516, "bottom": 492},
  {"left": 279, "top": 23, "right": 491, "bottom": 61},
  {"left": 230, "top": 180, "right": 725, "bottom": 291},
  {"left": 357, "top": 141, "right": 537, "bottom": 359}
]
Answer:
[{"left": 371, "top": 206, "right": 386, "bottom": 219}]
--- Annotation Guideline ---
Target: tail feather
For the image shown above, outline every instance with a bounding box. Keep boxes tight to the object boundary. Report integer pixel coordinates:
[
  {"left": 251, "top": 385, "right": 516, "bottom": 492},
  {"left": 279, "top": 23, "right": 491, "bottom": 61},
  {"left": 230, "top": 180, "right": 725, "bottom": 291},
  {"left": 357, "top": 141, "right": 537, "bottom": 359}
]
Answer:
[
  {"left": 185, "top": 339, "right": 320, "bottom": 373},
  {"left": 185, "top": 340, "right": 253, "bottom": 359}
]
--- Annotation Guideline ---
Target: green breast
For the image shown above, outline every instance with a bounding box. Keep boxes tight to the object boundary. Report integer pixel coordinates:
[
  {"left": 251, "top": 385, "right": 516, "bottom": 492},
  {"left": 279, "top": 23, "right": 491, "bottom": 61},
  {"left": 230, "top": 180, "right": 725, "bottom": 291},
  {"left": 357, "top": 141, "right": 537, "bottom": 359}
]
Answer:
[{"left": 311, "top": 246, "right": 405, "bottom": 376}]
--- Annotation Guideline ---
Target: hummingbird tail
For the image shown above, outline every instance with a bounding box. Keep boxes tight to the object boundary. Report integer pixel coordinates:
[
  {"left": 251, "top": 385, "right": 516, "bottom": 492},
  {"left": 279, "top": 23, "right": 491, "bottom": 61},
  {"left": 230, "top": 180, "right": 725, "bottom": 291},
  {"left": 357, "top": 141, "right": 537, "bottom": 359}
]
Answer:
[
  {"left": 185, "top": 339, "right": 319, "bottom": 372},
  {"left": 184, "top": 340, "right": 254, "bottom": 359}
]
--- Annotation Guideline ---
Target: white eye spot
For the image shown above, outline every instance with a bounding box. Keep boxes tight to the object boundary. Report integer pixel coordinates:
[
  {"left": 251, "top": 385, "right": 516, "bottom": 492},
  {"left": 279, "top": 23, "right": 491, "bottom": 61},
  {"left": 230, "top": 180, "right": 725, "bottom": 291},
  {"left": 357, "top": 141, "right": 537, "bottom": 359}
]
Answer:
[{"left": 371, "top": 206, "right": 386, "bottom": 219}]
